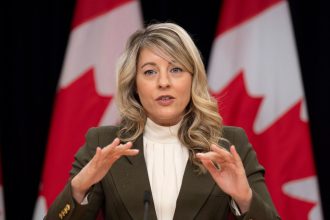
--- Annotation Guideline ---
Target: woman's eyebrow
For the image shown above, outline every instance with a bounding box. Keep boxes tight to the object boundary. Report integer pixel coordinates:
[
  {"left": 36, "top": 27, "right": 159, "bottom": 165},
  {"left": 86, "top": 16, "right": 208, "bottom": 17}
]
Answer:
[{"left": 140, "top": 62, "right": 157, "bottom": 69}]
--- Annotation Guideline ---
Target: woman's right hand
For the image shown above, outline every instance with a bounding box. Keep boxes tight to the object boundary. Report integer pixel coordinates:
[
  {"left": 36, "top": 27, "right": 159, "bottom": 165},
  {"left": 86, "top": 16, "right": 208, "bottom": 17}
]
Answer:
[{"left": 71, "top": 138, "right": 139, "bottom": 203}]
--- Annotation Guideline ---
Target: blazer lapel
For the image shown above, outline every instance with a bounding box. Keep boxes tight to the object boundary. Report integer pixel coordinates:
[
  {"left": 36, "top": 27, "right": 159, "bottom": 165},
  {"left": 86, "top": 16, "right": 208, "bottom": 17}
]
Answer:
[
  {"left": 107, "top": 135, "right": 157, "bottom": 220},
  {"left": 173, "top": 161, "right": 216, "bottom": 220},
  {"left": 107, "top": 132, "right": 218, "bottom": 220}
]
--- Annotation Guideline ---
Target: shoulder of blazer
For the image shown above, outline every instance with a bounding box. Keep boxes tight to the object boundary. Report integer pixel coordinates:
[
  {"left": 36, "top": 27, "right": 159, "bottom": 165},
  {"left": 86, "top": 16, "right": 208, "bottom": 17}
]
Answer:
[
  {"left": 222, "top": 125, "right": 245, "bottom": 137},
  {"left": 84, "top": 126, "right": 121, "bottom": 148},
  {"left": 222, "top": 126, "right": 248, "bottom": 143},
  {"left": 85, "top": 125, "right": 247, "bottom": 142},
  {"left": 220, "top": 126, "right": 252, "bottom": 157},
  {"left": 86, "top": 125, "right": 120, "bottom": 136},
  {"left": 85, "top": 125, "right": 248, "bottom": 150},
  {"left": 88, "top": 125, "right": 245, "bottom": 136}
]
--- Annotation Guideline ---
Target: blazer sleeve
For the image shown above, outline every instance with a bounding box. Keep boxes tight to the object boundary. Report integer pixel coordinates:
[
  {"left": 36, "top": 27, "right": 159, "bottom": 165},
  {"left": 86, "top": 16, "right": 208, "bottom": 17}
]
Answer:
[
  {"left": 44, "top": 127, "right": 105, "bottom": 220},
  {"left": 223, "top": 126, "right": 281, "bottom": 220}
]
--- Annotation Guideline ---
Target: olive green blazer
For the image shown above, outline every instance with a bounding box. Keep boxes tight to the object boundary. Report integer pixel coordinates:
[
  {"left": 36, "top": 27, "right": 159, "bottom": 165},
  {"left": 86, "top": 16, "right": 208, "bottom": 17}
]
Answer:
[{"left": 45, "top": 126, "right": 281, "bottom": 220}]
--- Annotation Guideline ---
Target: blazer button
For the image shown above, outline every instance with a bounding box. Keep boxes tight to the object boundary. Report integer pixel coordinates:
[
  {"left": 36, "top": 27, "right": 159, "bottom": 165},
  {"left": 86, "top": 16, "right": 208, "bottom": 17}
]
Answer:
[
  {"left": 61, "top": 210, "right": 66, "bottom": 216},
  {"left": 64, "top": 205, "right": 70, "bottom": 213}
]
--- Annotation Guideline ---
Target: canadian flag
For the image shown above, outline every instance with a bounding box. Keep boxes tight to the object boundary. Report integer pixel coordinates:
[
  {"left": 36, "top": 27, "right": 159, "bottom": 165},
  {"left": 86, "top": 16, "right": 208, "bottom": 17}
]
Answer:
[
  {"left": 208, "top": 0, "right": 323, "bottom": 219},
  {"left": 33, "top": 0, "right": 142, "bottom": 219}
]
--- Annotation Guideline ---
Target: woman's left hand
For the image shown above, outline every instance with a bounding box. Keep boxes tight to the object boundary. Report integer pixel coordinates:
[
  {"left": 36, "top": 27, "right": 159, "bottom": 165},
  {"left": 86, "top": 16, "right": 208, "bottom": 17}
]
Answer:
[{"left": 196, "top": 144, "right": 252, "bottom": 213}]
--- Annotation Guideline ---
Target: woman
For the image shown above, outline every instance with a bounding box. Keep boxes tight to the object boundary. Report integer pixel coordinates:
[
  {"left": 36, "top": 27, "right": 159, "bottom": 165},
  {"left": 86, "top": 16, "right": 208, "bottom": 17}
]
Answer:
[{"left": 45, "top": 22, "right": 281, "bottom": 220}]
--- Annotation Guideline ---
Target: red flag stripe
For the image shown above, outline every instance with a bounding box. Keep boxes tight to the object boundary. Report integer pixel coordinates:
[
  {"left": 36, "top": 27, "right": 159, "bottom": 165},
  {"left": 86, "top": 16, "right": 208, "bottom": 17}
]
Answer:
[
  {"left": 41, "top": 69, "right": 112, "bottom": 205},
  {"left": 209, "top": 0, "right": 323, "bottom": 219},
  {"left": 72, "top": 0, "right": 133, "bottom": 29},
  {"left": 216, "top": 0, "right": 282, "bottom": 36}
]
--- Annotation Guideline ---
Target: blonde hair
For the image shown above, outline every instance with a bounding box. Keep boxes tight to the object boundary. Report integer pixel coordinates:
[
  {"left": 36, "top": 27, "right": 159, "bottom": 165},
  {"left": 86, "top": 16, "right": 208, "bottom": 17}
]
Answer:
[{"left": 116, "top": 22, "right": 222, "bottom": 172}]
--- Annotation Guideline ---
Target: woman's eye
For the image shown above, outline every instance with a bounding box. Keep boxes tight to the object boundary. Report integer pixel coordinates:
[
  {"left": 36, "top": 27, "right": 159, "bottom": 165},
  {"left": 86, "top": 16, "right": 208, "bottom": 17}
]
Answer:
[
  {"left": 170, "top": 67, "right": 183, "bottom": 73},
  {"left": 144, "top": 70, "right": 156, "bottom": 75}
]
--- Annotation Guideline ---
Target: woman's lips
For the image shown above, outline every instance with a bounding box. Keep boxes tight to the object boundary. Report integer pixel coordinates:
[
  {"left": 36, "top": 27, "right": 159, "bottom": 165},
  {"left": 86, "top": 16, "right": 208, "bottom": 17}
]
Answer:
[{"left": 156, "top": 95, "right": 175, "bottom": 106}]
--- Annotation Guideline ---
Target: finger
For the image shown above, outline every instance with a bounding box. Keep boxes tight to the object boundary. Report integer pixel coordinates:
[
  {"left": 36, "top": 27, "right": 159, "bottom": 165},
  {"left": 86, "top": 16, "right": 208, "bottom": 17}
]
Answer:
[
  {"left": 102, "top": 138, "right": 127, "bottom": 156},
  {"left": 89, "top": 147, "right": 104, "bottom": 167},
  {"left": 197, "top": 153, "right": 222, "bottom": 170},
  {"left": 200, "top": 158, "right": 221, "bottom": 176},
  {"left": 112, "top": 137, "right": 121, "bottom": 146},
  {"left": 104, "top": 138, "right": 121, "bottom": 150},
  {"left": 113, "top": 142, "right": 133, "bottom": 153},
  {"left": 196, "top": 151, "right": 220, "bottom": 162},
  {"left": 115, "top": 142, "right": 136, "bottom": 152},
  {"left": 122, "top": 141, "right": 133, "bottom": 149},
  {"left": 229, "top": 145, "right": 242, "bottom": 163},
  {"left": 111, "top": 142, "right": 139, "bottom": 157},
  {"left": 212, "top": 144, "right": 235, "bottom": 161},
  {"left": 210, "top": 144, "right": 231, "bottom": 156},
  {"left": 197, "top": 150, "right": 230, "bottom": 164},
  {"left": 121, "top": 149, "right": 139, "bottom": 156}
]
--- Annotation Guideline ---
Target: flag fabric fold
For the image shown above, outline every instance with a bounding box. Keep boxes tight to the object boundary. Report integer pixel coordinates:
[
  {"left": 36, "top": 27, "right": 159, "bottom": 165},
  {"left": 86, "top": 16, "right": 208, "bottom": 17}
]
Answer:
[
  {"left": 33, "top": 0, "right": 142, "bottom": 219},
  {"left": 208, "top": 0, "right": 323, "bottom": 219}
]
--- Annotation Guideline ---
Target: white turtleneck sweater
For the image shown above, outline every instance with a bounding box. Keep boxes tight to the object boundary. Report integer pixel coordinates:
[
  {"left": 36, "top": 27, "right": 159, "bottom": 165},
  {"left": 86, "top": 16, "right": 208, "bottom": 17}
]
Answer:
[{"left": 143, "top": 118, "right": 189, "bottom": 220}]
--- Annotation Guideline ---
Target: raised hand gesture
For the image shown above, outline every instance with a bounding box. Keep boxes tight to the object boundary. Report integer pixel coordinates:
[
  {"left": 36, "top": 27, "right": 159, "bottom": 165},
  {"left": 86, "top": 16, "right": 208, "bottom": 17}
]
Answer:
[
  {"left": 196, "top": 144, "right": 252, "bottom": 213},
  {"left": 71, "top": 138, "right": 139, "bottom": 203}
]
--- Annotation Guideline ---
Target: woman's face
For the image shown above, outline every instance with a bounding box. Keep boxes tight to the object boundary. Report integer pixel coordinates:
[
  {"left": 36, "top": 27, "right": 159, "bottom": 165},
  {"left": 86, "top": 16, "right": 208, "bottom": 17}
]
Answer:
[{"left": 136, "top": 48, "right": 192, "bottom": 126}]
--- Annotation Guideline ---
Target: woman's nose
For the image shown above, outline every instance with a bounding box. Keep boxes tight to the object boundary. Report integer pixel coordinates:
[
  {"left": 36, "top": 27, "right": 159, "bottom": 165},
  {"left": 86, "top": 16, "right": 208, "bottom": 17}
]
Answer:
[{"left": 157, "top": 71, "right": 170, "bottom": 88}]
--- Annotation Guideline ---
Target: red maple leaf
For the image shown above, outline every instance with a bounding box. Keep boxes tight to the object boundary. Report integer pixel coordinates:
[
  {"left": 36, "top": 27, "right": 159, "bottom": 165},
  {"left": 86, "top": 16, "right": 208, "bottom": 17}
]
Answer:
[
  {"left": 212, "top": 71, "right": 317, "bottom": 219},
  {"left": 41, "top": 68, "right": 112, "bottom": 206}
]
